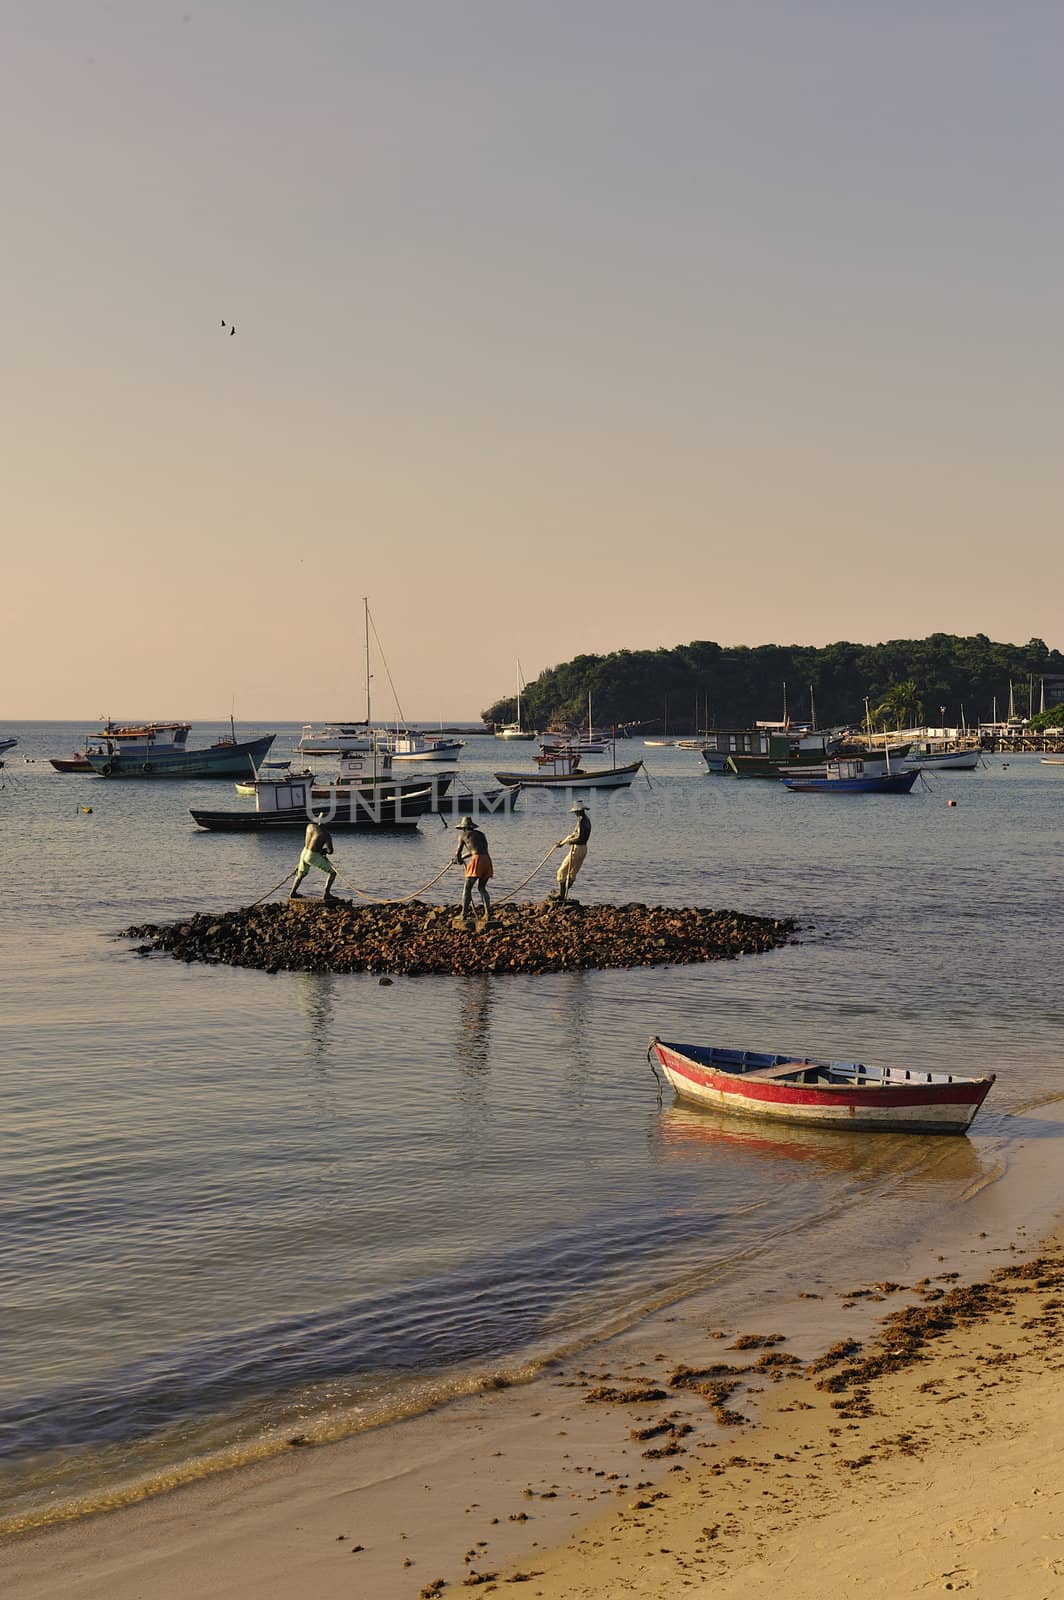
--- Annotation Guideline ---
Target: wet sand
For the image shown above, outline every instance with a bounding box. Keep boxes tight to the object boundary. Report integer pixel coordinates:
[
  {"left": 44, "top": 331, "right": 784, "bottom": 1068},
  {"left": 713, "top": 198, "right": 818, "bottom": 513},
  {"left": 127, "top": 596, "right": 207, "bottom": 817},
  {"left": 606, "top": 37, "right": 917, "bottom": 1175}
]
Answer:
[{"left": 6, "top": 1200, "right": 1064, "bottom": 1600}]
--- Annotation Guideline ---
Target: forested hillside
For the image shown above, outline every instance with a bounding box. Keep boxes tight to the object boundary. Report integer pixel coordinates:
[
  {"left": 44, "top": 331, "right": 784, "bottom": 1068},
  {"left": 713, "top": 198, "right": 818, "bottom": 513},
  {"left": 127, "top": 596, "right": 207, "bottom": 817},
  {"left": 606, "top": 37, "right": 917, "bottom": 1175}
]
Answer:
[{"left": 483, "top": 635, "right": 1063, "bottom": 732}]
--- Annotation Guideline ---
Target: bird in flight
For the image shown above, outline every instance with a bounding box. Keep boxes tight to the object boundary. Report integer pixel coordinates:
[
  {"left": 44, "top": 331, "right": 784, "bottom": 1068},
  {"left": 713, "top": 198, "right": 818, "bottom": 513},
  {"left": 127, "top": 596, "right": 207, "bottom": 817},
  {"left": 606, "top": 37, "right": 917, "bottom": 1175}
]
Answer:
[{"left": 221, "top": 319, "right": 235, "bottom": 335}]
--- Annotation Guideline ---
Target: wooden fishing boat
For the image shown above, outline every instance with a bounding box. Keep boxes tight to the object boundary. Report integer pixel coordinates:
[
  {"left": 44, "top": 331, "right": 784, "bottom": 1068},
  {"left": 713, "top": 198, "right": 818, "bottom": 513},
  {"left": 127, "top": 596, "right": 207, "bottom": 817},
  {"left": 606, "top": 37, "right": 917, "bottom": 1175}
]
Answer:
[
  {"left": 50, "top": 721, "right": 191, "bottom": 773},
  {"left": 190, "top": 772, "right": 431, "bottom": 831},
  {"left": 649, "top": 1038, "right": 994, "bottom": 1133},
  {"left": 87, "top": 730, "right": 275, "bottom": 779},
  {"left": 0, "top": 737, "right": 18, "bottom": 756},
  {"left": 781, "top": 759, "right": 919, "bottom": 794},
  {"left": 494, "top": 755, "right": 643, "bottom": 790}
]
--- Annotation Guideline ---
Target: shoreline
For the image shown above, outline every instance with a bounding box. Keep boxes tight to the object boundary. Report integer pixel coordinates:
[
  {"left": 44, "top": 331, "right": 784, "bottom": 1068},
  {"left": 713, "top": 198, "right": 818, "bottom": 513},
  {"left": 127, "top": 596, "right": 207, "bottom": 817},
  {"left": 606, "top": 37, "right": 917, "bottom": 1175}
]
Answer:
[{"left": 5, "top": 1114, "right": 1064, "bottom": 1600}]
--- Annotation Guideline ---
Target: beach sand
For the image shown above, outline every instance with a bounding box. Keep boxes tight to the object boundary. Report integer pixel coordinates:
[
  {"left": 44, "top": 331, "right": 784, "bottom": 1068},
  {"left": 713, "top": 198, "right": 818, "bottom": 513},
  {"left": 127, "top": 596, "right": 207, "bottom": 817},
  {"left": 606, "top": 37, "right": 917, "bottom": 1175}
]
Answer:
[{"left": 5, "top": 1222, "right": 1064, "bottom": 1600}]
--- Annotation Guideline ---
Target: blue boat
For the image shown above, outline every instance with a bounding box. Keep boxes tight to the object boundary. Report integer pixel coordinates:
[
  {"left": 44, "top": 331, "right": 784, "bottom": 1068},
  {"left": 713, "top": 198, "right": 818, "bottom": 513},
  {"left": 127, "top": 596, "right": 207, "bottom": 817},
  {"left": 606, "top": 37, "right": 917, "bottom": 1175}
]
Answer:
[
  {"left": 86, "top": 728, "right": 276, "bottom": 779},
  {"left": 782, "top": 758, "right": 919, "bottom": 795}
]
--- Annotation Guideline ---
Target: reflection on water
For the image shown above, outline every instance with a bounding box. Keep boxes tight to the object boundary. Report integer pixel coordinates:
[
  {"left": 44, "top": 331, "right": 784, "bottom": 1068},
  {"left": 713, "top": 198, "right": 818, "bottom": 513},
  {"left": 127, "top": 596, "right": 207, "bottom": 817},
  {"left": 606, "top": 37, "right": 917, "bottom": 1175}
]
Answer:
[
  {"left": 456, "top": 974, "right": 494, "bottom": 1075},
  {"left": 297, "top": 970, "right": 337, "bottom": 1060},
  {"left": 655, "top": 1103, "right": 990, "bottom": 1188}
]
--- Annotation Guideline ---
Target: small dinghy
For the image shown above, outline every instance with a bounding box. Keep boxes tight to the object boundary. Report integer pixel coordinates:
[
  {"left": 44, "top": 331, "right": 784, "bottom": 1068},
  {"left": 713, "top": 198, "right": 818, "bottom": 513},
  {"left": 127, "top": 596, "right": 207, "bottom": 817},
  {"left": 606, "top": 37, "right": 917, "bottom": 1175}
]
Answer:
[{"left": 649, "top": 1038, "right": 994, "bottom": 1134}]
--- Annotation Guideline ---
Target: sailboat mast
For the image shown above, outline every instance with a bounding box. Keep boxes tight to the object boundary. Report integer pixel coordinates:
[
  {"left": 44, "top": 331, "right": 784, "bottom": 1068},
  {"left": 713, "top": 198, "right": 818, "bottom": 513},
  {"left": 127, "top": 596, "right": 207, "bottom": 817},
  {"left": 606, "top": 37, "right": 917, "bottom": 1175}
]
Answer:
[{"left": 364, "top": 596, "right": 372, "bottom": 725}]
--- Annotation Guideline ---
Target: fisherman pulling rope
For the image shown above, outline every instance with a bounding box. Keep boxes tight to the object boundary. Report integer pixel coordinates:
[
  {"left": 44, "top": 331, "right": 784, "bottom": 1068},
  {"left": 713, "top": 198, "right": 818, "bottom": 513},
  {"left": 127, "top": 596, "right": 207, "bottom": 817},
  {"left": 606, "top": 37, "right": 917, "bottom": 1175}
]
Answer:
[
  {"left": 452, "top": 816, "right": 493, "bottom": 925},
  {"left": 548, "top": 802, "right": 590, "bottom": 905},
  {"left": 251, "top": 819, "right": 565, "bottom": 912}
]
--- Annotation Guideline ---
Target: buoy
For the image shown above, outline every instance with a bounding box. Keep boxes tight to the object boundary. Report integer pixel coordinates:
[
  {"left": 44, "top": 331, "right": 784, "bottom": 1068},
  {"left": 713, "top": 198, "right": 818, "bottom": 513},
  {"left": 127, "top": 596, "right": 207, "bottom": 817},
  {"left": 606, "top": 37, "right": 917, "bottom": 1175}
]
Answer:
[
  {"left": 947, "top": 799, "right": 957, "bottom": 808},
  {"left": 79, "top": 806, "right": 93, "bottom": 814}
]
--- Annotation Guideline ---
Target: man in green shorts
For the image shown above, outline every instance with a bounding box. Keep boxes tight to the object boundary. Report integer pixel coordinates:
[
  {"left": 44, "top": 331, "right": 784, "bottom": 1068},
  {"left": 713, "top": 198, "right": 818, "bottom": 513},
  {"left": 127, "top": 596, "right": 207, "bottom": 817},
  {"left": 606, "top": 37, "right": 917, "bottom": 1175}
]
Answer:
[{"left": 290, "top": 814, "right": 337, "bottom": 900}]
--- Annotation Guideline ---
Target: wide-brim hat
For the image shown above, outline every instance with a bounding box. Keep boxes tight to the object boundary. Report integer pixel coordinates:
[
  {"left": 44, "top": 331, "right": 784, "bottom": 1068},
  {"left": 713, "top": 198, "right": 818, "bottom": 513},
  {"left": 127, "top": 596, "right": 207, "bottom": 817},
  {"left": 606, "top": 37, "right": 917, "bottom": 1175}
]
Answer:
[
  {"left": 570, "top": 802, "right": 587, "bottom": 812},
  {"left": 458, "top": 816, "right": 476, "bottom": 829}
]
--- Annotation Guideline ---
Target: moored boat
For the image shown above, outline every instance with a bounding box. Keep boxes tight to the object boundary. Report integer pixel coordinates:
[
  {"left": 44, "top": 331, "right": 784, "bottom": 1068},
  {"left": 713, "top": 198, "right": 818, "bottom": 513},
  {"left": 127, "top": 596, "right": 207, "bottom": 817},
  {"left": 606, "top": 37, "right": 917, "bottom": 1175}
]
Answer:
[
  {"left": 782, "top": 758, "right": 920, "bottom": 794},
  {"left": 298, "top": 723, "right": 374, "bottom": 754},
  {"left": 50, "top": 721, "right": 192, "bottom": 773},
  {"left": 649, "top": 1037, "right": 994, "bottom": 1133},
  {"left": 902, "top": 744, "right": 981, "bottom": 771},
  {"left": 190, "top": 772, "right": 430, "bottom": 831},
  {"left": 87, "top": 728, "right": 275, "bottom": 779},
  {"left": 0, "top": 737, "right": 18, "bottom": 756},
  {"left": 495, "top": 754, "right": 643, "bottom": 791},
  {"left": 390, "top": 731, "right": 466, "bottom": 760},
  {"left": 701, "top": 726, "right": 841, "bottom": 777}
]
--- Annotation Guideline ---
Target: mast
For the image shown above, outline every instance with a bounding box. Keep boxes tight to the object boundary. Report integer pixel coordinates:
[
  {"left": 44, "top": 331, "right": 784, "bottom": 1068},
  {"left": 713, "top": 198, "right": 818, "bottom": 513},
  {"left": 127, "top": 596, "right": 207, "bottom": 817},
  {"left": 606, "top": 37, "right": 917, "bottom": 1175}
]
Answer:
[
  {"left": 364, "top": 596, "right": 372, "bottom": 725},
  {"left": 810, "top": 683, "right": 817, "bottom": 730},
  {"left": 516, "top": 660, "right": 523, "bottom": 730}
]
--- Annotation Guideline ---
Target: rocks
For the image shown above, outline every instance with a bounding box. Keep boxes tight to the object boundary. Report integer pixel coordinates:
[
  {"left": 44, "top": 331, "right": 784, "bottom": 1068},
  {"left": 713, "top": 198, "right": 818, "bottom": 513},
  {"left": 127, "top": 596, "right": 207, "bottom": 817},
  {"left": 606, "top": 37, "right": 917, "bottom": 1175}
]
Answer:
[{"left": 122, "top": 903, "right": 798, "bottom": 977}]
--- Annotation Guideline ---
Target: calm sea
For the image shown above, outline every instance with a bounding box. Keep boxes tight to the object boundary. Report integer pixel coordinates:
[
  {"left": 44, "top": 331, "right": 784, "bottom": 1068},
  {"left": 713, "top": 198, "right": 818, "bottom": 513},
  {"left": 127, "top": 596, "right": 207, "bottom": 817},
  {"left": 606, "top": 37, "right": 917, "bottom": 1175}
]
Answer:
[{"left": 2, "top": 721, "right": 1063, "bottom": 1531}]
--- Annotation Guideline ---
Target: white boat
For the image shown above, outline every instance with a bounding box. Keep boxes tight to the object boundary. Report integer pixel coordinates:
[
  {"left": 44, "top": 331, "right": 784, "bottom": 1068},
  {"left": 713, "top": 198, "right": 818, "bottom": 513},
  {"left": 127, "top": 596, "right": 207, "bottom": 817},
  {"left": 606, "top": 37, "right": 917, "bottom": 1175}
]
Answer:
[
  {"left": 391, "top": 731, "right": 466, "bottom": 760},
  {"left": 902, "top": 745, "right": 982, "bottom": 771},
  {"left": 297, "top": 723, "right": 374, "bottom": 754},
  {"left": 496, "top": 661, "right": 536, "bottom": 738}
]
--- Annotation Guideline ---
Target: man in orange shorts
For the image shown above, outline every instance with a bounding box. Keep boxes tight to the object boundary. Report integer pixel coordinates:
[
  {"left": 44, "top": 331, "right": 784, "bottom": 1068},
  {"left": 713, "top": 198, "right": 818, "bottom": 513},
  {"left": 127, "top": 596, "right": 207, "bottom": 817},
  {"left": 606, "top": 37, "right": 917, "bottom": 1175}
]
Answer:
[{"left": 453, "top": 816, "right": 493, "bottom": 921}]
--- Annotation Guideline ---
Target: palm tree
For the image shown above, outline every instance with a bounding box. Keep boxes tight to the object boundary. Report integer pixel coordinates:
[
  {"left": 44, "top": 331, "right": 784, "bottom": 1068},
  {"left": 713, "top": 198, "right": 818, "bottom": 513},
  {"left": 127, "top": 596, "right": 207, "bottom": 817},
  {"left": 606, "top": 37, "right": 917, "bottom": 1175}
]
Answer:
[{"left": 872, "top": 680, "right": 924, "bottom": 731}]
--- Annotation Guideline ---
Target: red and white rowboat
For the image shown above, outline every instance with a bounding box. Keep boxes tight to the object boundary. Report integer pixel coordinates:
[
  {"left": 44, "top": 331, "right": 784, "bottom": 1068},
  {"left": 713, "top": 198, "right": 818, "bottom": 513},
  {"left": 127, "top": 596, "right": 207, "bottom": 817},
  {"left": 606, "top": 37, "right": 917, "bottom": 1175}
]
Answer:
[{"left": 649, "top": 1037, "right": 994, "bottom": 1134}]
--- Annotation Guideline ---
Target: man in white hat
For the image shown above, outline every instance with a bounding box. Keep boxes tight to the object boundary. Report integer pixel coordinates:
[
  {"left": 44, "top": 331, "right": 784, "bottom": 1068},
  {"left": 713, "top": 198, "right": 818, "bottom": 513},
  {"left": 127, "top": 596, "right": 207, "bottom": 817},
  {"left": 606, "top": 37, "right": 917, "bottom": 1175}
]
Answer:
[
  {"left": 551, "top": 802, "right": 591, "bottom": 903},
  {"left": 453, "top": 816, "right": 493, "bottom": 922}
]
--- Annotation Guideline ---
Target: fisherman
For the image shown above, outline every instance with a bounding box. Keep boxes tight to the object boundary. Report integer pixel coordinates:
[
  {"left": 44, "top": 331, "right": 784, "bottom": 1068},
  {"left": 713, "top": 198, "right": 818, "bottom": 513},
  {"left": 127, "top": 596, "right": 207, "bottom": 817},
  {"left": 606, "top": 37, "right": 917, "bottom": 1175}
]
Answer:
[
  {"left": 453, "top": 816, "right": 493, "bottom": 921},
  {"left": 550, "top": 802, "right": 591, "bottom": 903},
  {"left": 290, "top": 813, "right": 337, "bottom": 900}
]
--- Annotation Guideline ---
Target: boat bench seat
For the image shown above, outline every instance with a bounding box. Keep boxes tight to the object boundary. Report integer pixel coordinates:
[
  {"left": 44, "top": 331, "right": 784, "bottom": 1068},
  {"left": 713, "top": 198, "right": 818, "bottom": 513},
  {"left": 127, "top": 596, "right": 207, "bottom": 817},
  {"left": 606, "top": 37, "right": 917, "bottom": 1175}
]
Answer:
[{"left": 741, "top": 1061, "right": 809, "bottom": 1082}]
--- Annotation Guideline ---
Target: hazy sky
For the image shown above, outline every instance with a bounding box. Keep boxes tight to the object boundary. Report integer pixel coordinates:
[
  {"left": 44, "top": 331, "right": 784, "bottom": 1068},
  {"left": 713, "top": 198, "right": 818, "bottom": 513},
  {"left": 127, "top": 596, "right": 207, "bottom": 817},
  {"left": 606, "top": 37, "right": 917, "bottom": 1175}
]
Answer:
[{"left": 3, "top": 1, "right": 1062, "bottom": 720}]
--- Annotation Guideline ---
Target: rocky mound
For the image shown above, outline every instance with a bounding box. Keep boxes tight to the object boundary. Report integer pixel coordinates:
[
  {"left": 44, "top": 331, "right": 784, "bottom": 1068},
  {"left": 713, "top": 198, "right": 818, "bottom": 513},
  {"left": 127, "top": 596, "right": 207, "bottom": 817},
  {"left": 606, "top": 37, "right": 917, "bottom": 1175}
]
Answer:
[{"left": 123, "top": 901, "right": 798, "bottom": 977}]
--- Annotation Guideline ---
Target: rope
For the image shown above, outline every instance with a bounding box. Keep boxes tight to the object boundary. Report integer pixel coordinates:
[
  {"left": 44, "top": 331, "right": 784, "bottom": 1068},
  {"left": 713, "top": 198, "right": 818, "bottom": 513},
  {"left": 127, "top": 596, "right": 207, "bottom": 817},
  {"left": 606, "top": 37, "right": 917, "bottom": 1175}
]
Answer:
[
  {"left": 331, "top": 858, "right": 456, "bottom": 905},
  {"left": 494, "top": 844, "right": 560, "bottom": 905},
  {"left": 249, "top": 868, "right": 298, "bottom": 907}
]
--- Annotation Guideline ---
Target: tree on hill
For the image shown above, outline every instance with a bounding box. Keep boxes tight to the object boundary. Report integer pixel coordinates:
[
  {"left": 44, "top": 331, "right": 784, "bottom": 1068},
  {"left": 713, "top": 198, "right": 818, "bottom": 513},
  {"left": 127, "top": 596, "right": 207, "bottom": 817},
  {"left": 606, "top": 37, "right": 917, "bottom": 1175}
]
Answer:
[{"left": 481, "top": 635, "right": 1064, "bottom": 733}]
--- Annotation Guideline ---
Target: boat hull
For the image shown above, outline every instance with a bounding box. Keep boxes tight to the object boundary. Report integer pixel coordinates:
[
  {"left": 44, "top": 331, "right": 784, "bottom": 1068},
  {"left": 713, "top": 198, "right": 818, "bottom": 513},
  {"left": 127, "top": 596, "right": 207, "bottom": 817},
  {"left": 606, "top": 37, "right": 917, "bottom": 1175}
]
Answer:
[
  {"left": 190, "top": 788, "right": 433, "bottom": 831},
  {"left": 88, "top": 735, "right": 276, "bottom": 779},
  {"left": 494, "top": 760, "right": 643, "bottom": 790},
  {"left": 903, "top": 749, "right": 981, "bottom": 770},
  {"left": 651, "top": 1040, "right": 993, "bottom": 1134},
  {"left": 189, "top": 809, "right": 423, "bottom": 832},
  {"left": 782, "top": 769, "right": 920, "bottom": 794}
]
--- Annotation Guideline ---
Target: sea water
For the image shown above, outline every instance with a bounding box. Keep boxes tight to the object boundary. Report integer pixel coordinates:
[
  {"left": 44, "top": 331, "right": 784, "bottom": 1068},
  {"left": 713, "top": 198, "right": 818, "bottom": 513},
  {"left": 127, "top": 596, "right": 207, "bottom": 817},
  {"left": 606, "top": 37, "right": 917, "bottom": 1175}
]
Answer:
[{"left": 2, "top": 722, "right": 1063, "bottom": 1530}]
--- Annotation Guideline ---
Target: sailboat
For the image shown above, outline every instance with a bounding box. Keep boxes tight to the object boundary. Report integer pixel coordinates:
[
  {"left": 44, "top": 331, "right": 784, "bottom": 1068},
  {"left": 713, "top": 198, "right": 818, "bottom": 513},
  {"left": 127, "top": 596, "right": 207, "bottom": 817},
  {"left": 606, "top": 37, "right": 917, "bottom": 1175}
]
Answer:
[
  {"left": 495, "top": 661, "right": 536, "bottom": 739},
  {"left": 298, "top": 598, "right": 376, "bottom": 753}
]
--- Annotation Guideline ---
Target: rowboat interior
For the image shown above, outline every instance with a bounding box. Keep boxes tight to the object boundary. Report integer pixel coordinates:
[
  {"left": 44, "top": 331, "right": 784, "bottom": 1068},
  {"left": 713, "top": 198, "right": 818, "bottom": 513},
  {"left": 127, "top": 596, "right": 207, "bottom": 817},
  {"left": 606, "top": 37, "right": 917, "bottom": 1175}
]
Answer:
[{"left": 666, "top": 1043, "right": 975, "bottom": 1091}]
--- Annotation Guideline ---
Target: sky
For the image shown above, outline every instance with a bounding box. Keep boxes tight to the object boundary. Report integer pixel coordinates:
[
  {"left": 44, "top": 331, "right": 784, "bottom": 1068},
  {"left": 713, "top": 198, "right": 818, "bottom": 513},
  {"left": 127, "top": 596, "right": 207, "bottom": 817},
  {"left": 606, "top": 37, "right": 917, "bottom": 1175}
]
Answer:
[{"left": 3, "top": 1, "right": 1063, "bottom": 721}]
